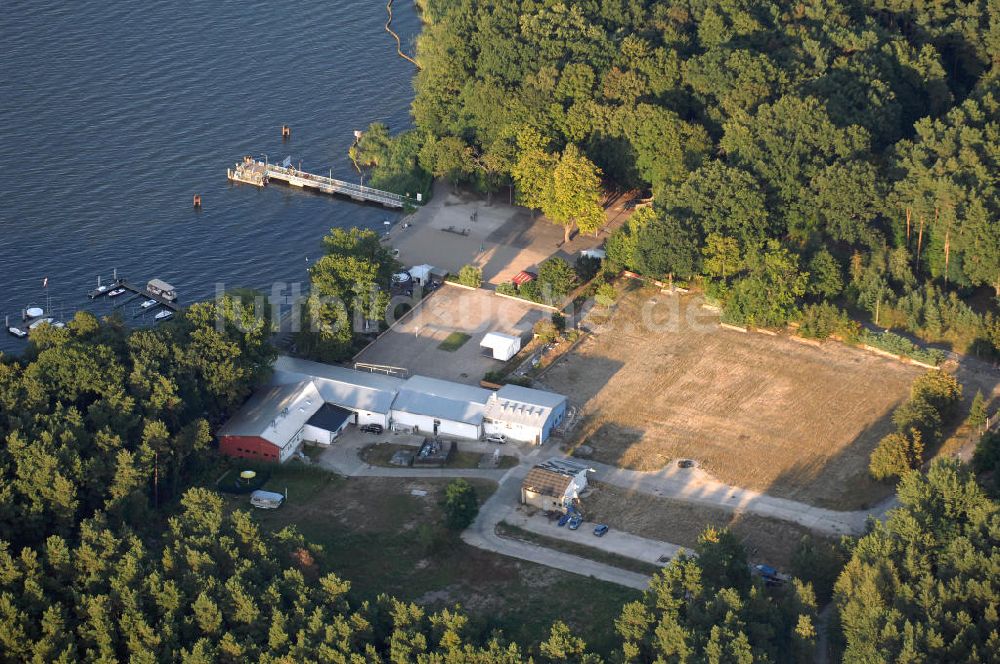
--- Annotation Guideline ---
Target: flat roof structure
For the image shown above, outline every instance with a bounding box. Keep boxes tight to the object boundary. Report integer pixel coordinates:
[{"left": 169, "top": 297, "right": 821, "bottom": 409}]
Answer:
[
  {"left": 273, "top": 356, "right": 404, "bottom": 414},
  {"left": 306, "top": 403, "right": 354, "bottom": 432},
  {"left": 392, "top": 375, "right": 493, "bottom": 426},
  {"left": 218, "top": 380, "right": 322, "bottom": 445}
]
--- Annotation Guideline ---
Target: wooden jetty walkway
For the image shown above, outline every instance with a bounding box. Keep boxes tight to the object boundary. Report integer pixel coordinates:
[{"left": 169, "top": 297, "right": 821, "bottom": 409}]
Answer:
[
  {"left": 90, "top": 279, "right": 180, "bottom": 313},
  {"left": 227, "top": 156, "right": 412, "bottom": 209}
]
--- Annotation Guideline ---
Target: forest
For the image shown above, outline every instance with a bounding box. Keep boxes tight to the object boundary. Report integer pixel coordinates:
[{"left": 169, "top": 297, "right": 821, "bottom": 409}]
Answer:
[{"left": 360, "top": 0, "right": 1000, "bottom": 356}]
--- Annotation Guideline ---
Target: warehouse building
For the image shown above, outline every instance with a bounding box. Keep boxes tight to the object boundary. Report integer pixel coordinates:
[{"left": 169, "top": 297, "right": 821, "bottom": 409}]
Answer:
[
  {"left": 272, "top": 356, "right": 403, "bottom": 428},
  {"left": 217, "top": 381, "right": 323, "bottom": 462},
  {"left": 389, "top": 375, "right": 493, "bottom": 439},
  {"left": 483, "top": 384, "right": 568, "bottom": 445},
  {"left": 220, "top": 358, "right": 568, "bottom": 462}
]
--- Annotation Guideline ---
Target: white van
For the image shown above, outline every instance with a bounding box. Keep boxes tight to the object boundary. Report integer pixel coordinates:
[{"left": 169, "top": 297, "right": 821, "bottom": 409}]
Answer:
[{"left": 250, "top": 490, "right": 285, "bottom": 509}]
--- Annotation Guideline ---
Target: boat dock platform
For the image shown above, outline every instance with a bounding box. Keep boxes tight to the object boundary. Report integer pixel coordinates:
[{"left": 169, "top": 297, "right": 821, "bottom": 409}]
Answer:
[
  {"left": 227, "top": 156, "right": 412, "bottom": 208},
  {"left": 90, "top": 279, "right": 180, "bottom": 313}
]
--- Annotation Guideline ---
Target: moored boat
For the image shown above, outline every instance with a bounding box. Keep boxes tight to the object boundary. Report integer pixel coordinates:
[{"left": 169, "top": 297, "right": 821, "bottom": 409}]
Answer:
[
  {"left": 140, "top": 299, "right": 158, "bottom": 309},
  {"left": 108, "top": 288, "right": 126, "bottom": 297},
  {"left": 154, "top": 310, "right": 174, "bottom": 322}
]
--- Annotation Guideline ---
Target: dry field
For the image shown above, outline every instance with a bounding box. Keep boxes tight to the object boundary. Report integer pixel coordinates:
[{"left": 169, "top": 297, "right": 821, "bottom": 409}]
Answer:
[
  {"left": 584, "top": 481, "right": 828, "bottom": 570},
  {"left": 543, "top": 284, "right": 924, "bottom": 509}
]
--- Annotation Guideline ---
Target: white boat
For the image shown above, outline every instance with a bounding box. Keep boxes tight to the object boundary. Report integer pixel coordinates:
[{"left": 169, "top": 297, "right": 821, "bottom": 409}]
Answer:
[
  {"left": 140, "top": 299, "right": 158, "bottom": 309},
  {"left": 24, "top": 306, "right": 44, "bottom": 320},
  {"left": 53, "top": 322, "right": 66, "bottom": 329},
  {"left": 7, "top": 326, "right": 27, "bottom": 338},
  {"left": 154, "top": 310, "right": 174, "bottom": 322},
  {"left": 108, "top": 288, "right": 126, "bottom": 297},
  {"left": 28, "top": 317, "right": 54, "bottom": 330}
]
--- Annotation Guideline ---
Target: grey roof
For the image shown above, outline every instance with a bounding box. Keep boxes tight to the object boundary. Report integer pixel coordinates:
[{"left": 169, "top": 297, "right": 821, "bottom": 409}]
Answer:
[
  {"left": 272, "top": 356, "right": 403, "bottom": 414},
  {"left": 495, "top": 384, "right": 568, "bottom": 410},
  {"left": 392, "top": 375, "right": 493, "bottom": 425},
  {"left": 218, "top": 380, "right": 322, "bottom": 444}
]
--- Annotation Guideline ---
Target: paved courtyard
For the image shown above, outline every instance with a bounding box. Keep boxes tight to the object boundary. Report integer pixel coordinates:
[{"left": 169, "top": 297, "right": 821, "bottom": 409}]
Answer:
[
  {"left": 354, "top": 285, "right": 550, "bottom": 384},
  {"left": 386, "top": 181, "right": 632, "bottom": 285}
]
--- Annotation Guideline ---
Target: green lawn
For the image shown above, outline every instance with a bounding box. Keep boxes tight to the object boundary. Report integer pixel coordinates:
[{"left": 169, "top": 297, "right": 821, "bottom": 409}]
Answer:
[
  {"left": 218, "top": 466, "right": 639, "bottom": 655},
  {"left": 438, "top": 331, "right": 471, "bottom": 351}
]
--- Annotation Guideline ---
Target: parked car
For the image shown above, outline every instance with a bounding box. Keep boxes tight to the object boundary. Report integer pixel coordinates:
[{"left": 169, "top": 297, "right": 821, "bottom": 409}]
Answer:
[
  {"left": 360, "top": 424, "right": 384, "bottom": 434},
  {"left": 485, "top": 433, "right": 507, "bottom": 444},
  {"left": 593, "top": 524, "right": 609, "bottom": 537},
  {"left": 568, "top": 515, "right": 583, "bottom": 530},
  {"left": 557, "top": 514, "right": 572, "bottom": 527}
]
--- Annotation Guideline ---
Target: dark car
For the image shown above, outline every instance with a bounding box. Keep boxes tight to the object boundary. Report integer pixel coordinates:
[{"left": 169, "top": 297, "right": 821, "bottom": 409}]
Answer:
[
  {"left": 568, "top": 515, "right": 583, "bottom": 530},
  {"left": 593, "top": 524, "right": 609, "bottom": 537},
  {"left": 360, "top": 424, "right": 384, "bottom": 434},
  {"left": 557, "top": 514, "right": 571, "bottom": 527}
]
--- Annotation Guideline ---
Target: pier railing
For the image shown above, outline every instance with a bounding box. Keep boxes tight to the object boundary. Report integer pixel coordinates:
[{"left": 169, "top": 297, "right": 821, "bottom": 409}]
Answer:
[{"left": 260, "top": 161, "right": 410, "bottom": 208}]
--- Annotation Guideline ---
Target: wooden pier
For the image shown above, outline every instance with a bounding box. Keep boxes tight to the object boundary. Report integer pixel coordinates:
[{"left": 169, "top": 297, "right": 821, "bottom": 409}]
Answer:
[
  {"left": 91, "top": 278, "right": 180, "bottom": 313},
  {"left": 227, "top": 157, "right": 413, "bottom": 208}
]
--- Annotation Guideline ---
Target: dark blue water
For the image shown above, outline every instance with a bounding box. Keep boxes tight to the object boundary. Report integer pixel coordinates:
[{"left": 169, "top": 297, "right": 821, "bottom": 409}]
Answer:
[{"left": 0, "top": 0, "right": 420, "bottom": 352}]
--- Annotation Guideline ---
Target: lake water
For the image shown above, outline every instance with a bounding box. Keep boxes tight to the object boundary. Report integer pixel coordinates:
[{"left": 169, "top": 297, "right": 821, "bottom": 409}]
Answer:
[{"left": 0, "top": 0, "right": 420, "bottom": 352}]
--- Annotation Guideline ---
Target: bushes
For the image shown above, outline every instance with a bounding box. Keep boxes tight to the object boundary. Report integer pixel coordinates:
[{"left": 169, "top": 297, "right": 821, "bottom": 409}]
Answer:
[
  {"left": 797, "top": 303, "right": 860, "bottom": 340},
  {"left": 858, "top": 329, "right": 945, "bottom": 366},
  {"left": 442, "top": 479, "right": 478, "bottom": 530},
  {"left": 537, "top": 257, "right": 577, "bottom": 303},
  {"left": 495, "top": 282, "right": 518, "bottom": 296},
  {"left": 533, "top": 319, "right": 560, "bottom": 343},
  {"left": 457, "top": 264, "right": 482, "bottom": 288},
  {"left": 868, "top": 371, "right": 961, "bottom": 480},
  {"left": 594, "top": 283, "right": 617, "bottom": 307},
  {"left": 869, "top": 431, "right": 924, "bottom": 480}
]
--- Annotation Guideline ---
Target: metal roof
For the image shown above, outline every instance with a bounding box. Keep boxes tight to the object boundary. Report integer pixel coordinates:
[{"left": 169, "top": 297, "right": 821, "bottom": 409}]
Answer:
[
  {"left": 218, "top": 380, "right": 322, "bottom": 445},
  {"left": 306, "top": 403, "right": 353, "bottom": 432},
  {"left": 147, "top": 278, "right": 175, "bottom": 291},
  {"left": 481, "top": 332, "right": 520, "bottom": 350},
  {"left": 272, "top": 356, "right": 403, "bottom": 414},
  {"left": 496, "top": 384, "right": 568, "bottom": 410},
  {"left": 392, "top": 376, "right": 493, "bottom": 425}
]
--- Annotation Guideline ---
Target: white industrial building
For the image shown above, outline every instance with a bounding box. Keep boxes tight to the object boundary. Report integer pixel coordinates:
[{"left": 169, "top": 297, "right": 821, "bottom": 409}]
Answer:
[
  {"left": 484, "top": 384, "right": 568, "bottom": 444},
  {"left": 247, "top": 356, "right": 567, "bottom": 452},
  {"left": 480, "top": 331, "right": 522, "bottom": 361},
  {"left": 272, "top": 356, "right": 403, "bottom": 428},
  {"left": 217, "top": 381, "right": 325, "bottom": 462}
]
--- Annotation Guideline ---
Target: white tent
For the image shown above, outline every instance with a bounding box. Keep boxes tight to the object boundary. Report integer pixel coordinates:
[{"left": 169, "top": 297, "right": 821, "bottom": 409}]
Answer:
[
  {"left": 408, "top": 264, "right": 435, "bottom": 284},
  {"left": 481, "top": 332, "right": 521, "bottom": 361}
]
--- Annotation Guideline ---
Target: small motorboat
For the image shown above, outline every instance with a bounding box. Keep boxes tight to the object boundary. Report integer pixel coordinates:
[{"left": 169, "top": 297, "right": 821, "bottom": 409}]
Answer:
[
  {"left": 107, "top": 288, "right": 126, "bottom": 297},
  {"left": 52, "top": 322, "right": 66, "bottom": 329},
  {"left": 7, "top": 326, "right": 27, "bottom": 338},
  {"left": 154, "top": 310, "right": 174, "bottom": 322},
  {"left": 24, "top": 306, "right": 44, "bottom": 320},
  {"left": 140, "top": 299, "right": 158, "bottom": 309}
]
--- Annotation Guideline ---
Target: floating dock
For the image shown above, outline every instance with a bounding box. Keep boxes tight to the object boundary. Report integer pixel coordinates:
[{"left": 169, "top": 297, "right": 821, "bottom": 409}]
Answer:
[
  {"left": 91, "top": 277, "right": 180, "bottom": 313},
  {"left": 227, "top": 156, "right": 412, "bottom": 208}
]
